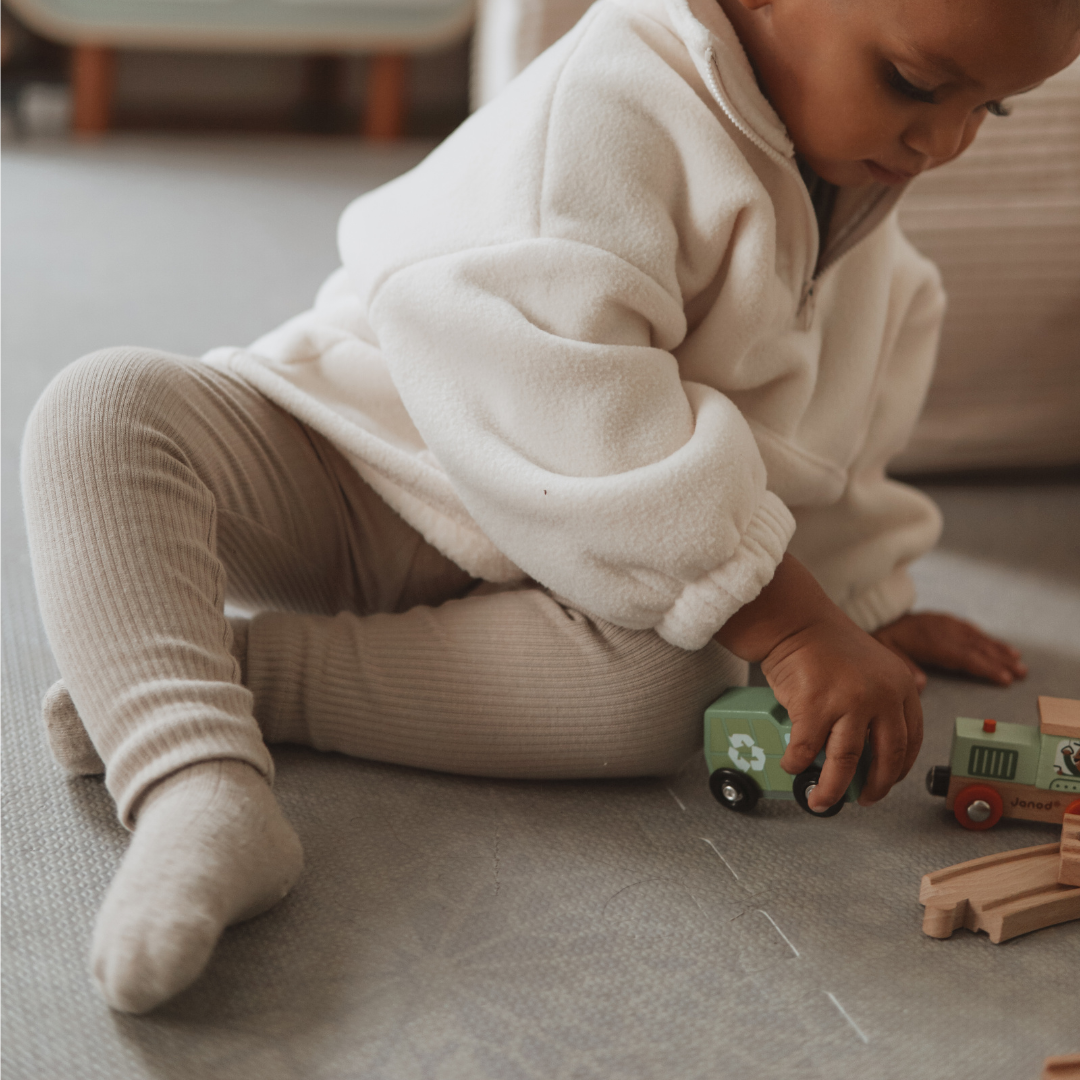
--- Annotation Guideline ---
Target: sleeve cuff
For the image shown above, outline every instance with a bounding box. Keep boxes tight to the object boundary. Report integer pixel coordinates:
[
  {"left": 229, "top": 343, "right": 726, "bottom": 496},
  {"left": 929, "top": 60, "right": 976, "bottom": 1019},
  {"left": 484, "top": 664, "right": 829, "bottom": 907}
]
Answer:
[
  {"left": 841, "top": 565, "right": 917, "bottom": 633},
  {"left": 655, "top": 491, "right": 795, "bottom": 650}
]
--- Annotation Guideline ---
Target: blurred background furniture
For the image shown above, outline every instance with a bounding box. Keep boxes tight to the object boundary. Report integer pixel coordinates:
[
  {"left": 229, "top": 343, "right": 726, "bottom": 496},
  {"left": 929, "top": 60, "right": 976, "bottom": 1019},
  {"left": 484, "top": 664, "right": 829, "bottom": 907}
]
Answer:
[
  {"left": 5, "top": 0, "right": 476, "bottom": 137},
  {"left": 893, "top": 63, "right": 1080, "bottom": 474},
  {"left": 474, "top": 4, "right": 1080, "bottom": 474}
]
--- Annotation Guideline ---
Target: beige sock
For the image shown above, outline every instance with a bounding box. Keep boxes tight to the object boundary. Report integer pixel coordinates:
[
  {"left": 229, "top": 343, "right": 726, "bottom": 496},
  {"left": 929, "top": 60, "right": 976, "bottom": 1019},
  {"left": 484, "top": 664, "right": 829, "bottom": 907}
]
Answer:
[
  {"left": 91, "top": 758, "right": 303, "bottom": 1014},
  {"left": 42, "top": 679, "right": 105, "bottom": 776},
  {"left": 40, "top": 636, "right": 298, "bottom": 1015}
]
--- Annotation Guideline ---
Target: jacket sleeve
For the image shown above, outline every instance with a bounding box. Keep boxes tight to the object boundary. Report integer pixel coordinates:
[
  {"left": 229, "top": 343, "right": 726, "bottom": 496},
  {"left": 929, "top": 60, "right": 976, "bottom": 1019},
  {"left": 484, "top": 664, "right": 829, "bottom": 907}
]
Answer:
[
  {"left": 786, "top": 224, "right": 946, "bottom": 632},
  {"left": 341, "top": 7, "right": 795, "bottom": 650}
]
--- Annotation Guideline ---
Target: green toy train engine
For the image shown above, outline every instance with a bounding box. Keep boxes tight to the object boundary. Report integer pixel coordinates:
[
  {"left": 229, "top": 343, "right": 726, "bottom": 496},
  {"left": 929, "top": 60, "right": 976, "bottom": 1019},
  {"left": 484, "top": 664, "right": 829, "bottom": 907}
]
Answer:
[
  {"left": 926, "top": 695, "right": 1080, "bottom": 830},
  {"left": 704, "top": 687, "right": 871, "bottom": 818}
]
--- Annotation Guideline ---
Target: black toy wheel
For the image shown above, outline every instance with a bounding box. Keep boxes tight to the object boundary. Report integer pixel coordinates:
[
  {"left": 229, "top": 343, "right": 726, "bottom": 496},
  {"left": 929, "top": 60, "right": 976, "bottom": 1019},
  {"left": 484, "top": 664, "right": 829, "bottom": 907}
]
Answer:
[
  {"left": 793, "top": 768, "right": 844, "bottom": 817},
  {"left": 709, "top": 769, "right": 761, "bottom": 813},
  {"left": 925, "top": 765, "right": 952, "bottom": 797}
]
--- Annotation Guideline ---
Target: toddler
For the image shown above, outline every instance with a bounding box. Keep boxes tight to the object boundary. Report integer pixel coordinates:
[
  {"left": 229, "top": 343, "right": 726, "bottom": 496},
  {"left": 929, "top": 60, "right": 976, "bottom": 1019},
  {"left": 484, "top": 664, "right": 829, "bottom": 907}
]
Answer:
[{"left": 22, "top": 0, "right": 1076, "bottom": 1014}]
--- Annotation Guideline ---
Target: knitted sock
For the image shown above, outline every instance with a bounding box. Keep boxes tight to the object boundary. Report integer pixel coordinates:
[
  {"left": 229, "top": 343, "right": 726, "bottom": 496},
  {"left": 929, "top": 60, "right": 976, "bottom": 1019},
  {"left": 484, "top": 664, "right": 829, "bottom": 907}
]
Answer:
[
  {"left": 91, "top": 758, "right": 302, "bottom": 1014},
  {"left": 42, "top": 618, "right": 250, "bottom": 778},
  {"left": 42, "top": 679, "right": 105, "bottom": 776}
]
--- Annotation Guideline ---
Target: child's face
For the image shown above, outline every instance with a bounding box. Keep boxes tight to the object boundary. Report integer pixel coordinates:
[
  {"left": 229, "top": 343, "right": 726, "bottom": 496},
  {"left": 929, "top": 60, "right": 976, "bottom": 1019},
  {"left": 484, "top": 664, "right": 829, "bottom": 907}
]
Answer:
[{"left": 733, "top": 0, "right": 1080, "bottom": 187}]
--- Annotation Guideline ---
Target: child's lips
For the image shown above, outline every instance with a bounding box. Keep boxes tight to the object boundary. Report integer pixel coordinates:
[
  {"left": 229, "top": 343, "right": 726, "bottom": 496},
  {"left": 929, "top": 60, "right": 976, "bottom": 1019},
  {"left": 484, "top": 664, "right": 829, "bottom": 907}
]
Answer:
[{"left": 864, "top": 160, "right": 917, "bottom": 185}]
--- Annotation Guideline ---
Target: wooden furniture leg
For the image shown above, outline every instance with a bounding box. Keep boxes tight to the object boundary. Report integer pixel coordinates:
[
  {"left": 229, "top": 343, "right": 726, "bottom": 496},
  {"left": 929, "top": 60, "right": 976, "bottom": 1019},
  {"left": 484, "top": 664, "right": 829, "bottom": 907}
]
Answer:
[
  {"left": 299, "top": 54, "right": 346, "bottom": 132},
  {"left": 364, "top": 53, "right": 407, "bottom": 140},
  {"left": 71, "top": 44, "right": 116, "bottom": 136}
]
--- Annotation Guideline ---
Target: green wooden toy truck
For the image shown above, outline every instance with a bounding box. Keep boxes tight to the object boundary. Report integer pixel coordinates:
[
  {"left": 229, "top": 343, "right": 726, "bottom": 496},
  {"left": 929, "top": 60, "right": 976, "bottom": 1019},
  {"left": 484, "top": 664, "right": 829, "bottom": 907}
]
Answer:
[
  {"left": 925, "top": 695, "right": 1080, "bottom": 830},
  {"left": 704, "top": 686, "right": 871, "bottom": 818}
]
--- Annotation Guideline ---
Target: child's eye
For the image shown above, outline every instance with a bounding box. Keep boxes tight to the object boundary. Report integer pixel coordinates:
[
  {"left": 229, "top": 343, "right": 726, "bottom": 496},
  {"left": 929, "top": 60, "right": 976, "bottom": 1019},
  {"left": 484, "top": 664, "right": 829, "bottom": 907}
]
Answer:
[
  {"left": 886, "top": 63, "right": 1012, "bottom": 118},
  {"left": 886, "top": 64, "right": 936, "bottom": 104}
]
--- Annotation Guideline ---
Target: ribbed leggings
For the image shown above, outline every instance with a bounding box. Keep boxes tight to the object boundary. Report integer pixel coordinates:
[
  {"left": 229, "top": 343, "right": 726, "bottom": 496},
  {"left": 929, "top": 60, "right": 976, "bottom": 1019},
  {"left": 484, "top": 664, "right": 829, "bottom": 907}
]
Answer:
[{"left": 21, "top": 349, "right": 744, "bottom": 825}]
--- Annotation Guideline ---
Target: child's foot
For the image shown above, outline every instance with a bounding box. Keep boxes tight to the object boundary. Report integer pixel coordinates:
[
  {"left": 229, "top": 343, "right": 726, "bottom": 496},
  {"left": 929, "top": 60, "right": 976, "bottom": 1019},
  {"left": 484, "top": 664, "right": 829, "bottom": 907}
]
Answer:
[
  {"left": 42, "top": 679, "right": 104, "bottom": 775},
  {"left": 91, "top": 759, "right": 303, "bottom": 1013}
]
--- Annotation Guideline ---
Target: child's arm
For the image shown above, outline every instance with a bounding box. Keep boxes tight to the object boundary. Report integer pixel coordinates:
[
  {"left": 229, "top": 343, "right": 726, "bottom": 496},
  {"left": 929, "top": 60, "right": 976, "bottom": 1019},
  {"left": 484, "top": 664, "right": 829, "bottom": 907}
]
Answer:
[
  {"left": 327, "top": 16, "right": 798, "bottom": 653},
  {"left": 715, "top": 553, "right": 922, "bottom": 811}
]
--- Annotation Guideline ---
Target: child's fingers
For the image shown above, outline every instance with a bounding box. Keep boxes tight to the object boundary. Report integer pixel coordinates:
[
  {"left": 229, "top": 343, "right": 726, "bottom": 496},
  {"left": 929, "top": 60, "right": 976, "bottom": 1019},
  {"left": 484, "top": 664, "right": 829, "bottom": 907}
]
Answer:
[
  {"left": 856, "top": 705, "right": 912, "bottom": 805},
  {"left": 939, "top": 623, "right": 1025, "bottom": 678},
  {"left": 972, "top": 635, "right": 1027, "bottom": 680},
  {"left": 928, "top": 633, "right": 1024, "bottom": 685},
  {"left": 776, "top": 677, "right": 922, "bottom": 809},
  {"left": 881, "top": 613, "right": 1026, "bottom": 685},
  {"left": 859, "top": 688, "right": 923, "bottom": 804},
  {"left": 961, "top": 643, "right": 1025, "bottom": 685},
  {"left": 899, "top": 684, "right": 924, "bottom": 781},
  {"left": 779, "top": 716, "right": 831, "bottom": 778},
  {"left": 802, "top": 714, "right": 872, "bottom": 811}
]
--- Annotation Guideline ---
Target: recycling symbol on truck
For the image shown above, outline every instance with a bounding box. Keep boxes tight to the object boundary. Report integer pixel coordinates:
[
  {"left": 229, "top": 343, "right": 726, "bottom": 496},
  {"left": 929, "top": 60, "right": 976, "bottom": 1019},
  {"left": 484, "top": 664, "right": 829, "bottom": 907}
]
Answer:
[{"left": 728, "top": 733, "right": 767, "bottom": 773}]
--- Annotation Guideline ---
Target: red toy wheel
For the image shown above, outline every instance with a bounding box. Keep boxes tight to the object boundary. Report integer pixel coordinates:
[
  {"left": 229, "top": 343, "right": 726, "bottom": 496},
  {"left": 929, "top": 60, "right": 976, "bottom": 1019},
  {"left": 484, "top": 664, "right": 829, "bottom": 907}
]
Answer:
[
  {"left": 954, "top": 785, "right": 1003, "bottom": 831},
  {"left": 1065, "top": 798, "right": 1080, "bottom": 819}
]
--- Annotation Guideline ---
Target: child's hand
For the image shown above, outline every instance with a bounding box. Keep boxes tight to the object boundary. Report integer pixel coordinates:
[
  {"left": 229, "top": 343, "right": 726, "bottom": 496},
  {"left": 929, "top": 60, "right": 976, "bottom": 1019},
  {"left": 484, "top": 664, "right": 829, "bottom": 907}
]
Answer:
[
  {"left": 760, "top": 616, "right": 922, "bottom": 810},
  {"left": 872, "top": 612, "right": 1027, "bottom": 690},
  {"left": 716, "top": 554, "right": 922, "bottom": 811}
]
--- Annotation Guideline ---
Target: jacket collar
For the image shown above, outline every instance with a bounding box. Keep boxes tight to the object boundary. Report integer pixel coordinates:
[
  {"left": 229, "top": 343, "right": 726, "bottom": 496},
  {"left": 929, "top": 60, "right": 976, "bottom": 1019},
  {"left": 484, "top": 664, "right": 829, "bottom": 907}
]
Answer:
[
  {"left": 666, "top": 0, "right": 795, "bottom": 159},
  {"left": 657, "top": 0, "right": 907, "bottom": 273}
]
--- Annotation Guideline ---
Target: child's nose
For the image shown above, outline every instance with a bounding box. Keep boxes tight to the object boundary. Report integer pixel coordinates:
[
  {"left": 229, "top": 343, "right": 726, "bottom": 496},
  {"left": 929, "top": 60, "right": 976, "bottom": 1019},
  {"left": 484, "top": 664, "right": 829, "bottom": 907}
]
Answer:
[{"left": 902, "top": 113, "right": 971, "bottom": 167}]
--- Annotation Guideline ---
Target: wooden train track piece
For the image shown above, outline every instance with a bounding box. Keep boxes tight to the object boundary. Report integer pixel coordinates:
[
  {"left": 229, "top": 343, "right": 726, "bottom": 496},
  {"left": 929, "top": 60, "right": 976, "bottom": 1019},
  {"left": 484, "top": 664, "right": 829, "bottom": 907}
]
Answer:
[
  {"left": 919, "top": 841, "right": 1080, "bottom": 943},
  {"left": 1059, "top": 813, "right": 1080, "bottom": 887}
]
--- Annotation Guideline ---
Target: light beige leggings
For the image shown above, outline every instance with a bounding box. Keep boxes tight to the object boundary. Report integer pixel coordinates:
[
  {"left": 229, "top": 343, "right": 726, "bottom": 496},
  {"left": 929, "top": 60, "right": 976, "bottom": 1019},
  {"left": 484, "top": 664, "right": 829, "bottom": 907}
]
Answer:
[{"left": 22, "top": 349, "right": 744, "bottom": 825}]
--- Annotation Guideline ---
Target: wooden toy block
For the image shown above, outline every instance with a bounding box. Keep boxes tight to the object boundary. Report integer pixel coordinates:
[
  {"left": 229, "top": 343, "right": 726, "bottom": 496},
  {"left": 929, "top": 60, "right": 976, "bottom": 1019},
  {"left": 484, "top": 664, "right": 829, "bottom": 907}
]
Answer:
[
  {"left": 919, "top": 842, "right": 1080, "bottom": 943},
  {"left": 1038, "top": 696, "right": 1080, "bottom": 738},
  {"left": 1059, "top": 813, "right": 1080, "bottom": 887},
  {"left": 1042, "top": 1054, "right": 1080, "bottom": 1080}
]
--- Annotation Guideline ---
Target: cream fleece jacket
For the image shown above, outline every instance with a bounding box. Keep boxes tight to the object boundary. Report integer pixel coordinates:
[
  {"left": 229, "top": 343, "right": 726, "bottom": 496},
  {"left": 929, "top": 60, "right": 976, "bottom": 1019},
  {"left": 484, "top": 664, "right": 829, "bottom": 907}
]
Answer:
[{"left": 204, "top": 0, "right": 945, "bottom": 650}]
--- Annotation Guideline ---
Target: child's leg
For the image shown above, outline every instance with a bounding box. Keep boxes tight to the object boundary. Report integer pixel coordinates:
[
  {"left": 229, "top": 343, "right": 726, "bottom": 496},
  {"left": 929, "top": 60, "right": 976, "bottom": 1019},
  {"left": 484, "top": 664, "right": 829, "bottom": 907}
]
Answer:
[
  {"left": 244, "top": 586, "right": 745, "bottom": 778},
  {"left": 24, "top": 345, "right": 741, "bottom": 1011},
  {"left": 45, "top": 530, "right": 741, "bottom": 784},
  {"left": 21, "top": 347, "right": 468, "bottom": 1012}
]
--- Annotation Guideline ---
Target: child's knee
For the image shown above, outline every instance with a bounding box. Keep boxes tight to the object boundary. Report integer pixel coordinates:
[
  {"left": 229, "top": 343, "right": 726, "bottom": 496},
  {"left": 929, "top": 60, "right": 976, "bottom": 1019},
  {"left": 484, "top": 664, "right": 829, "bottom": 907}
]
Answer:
[
  {"left": 23, "top": 348, "right": 197, "bottom": 467},
  {"left": 38, "top": 347, "right": 194, "bottom": 422},
  {"left": 584, "top": 629, "right": 742, "bottom": 776}
]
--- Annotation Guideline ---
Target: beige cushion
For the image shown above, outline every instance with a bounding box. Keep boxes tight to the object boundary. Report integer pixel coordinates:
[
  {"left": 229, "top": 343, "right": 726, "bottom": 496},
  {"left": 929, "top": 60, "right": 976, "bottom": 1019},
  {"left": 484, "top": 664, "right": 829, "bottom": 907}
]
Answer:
[
  {"left": 894, "top": 59, "right": 1080, "bottom": 472},
  {"left": 474, "top": 5, "right": 1079, "bottom": 470}
]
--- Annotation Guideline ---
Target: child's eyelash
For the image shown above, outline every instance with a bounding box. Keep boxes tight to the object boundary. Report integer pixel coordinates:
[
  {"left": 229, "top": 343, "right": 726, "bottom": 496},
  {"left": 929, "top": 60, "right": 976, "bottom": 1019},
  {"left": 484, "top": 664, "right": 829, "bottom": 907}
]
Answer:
[
  {"left": 886, "top": 64, "right": 1013, "bottom": 118},
  {"left": 886, "top": 65, "right": 936, "bottom": 104}
]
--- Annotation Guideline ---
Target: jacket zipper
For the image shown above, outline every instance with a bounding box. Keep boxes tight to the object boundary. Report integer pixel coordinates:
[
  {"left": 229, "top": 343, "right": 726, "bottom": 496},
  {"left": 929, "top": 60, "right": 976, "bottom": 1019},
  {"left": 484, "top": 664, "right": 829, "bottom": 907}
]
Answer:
[
  {"left": 702, "top": 47, "right": 900, "bottom": 325},
  {"left": 703, "top": 48, "right": 819, "bottom": 322}
]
